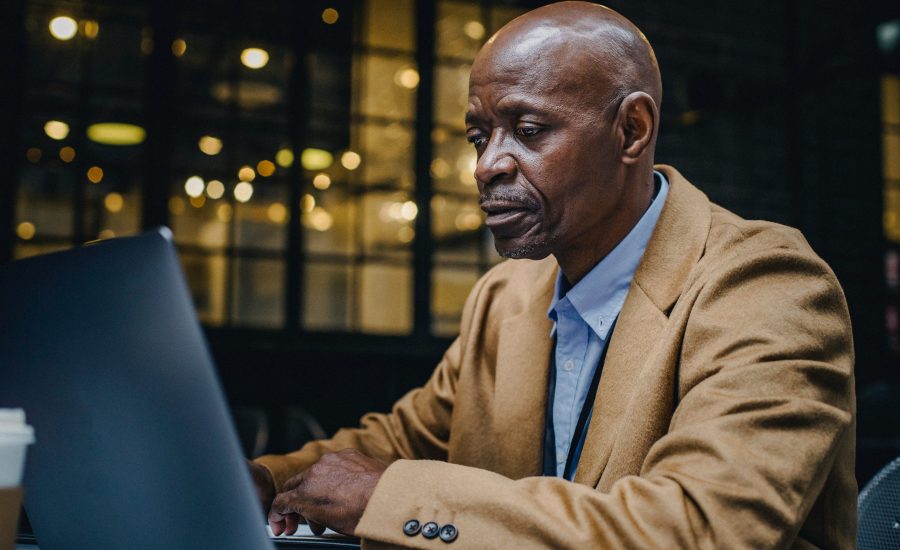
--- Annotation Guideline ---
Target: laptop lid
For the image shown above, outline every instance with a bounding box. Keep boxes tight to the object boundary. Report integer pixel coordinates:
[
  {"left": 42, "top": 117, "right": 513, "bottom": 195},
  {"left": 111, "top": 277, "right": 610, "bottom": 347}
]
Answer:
[{"left": 0, "top": 228, "right": 274, "bottom": 550}]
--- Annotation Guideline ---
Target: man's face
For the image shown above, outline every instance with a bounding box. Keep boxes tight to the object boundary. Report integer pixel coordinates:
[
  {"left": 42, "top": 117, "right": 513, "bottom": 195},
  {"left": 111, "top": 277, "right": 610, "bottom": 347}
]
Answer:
[{"left": 466, "top": 30, "right": 628, "bottom": 261}]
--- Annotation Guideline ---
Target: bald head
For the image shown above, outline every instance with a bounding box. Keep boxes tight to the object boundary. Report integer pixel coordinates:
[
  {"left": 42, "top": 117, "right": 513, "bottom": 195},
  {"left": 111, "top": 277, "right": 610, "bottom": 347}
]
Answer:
[{"left": 477, "top": 1, "right": 662, "bottom": 113}]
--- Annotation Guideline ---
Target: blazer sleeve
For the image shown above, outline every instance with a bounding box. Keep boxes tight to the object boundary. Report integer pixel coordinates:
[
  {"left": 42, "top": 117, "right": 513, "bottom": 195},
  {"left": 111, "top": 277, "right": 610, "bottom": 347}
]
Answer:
[
  {"left": 254, "top": 268, "right": 497, "bottom": 492},
  {"left": 354, "top": 243, "right": 855, "bottom": 549}
]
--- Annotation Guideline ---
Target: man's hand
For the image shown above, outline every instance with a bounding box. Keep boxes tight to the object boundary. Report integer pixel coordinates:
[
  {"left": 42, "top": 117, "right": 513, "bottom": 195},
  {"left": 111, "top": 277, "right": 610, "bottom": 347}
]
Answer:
[
  {"left": 268, "top": 449, "right": 386, "bottom": 537},
  {"left": 247, "top": 460, "right": 276, "bottom": 514}
]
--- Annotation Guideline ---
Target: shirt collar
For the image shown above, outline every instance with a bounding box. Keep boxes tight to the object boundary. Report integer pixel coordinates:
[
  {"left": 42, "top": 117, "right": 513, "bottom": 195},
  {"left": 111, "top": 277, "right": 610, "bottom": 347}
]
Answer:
[{"left": 548, "top": 171, "right": 670, "bottom": 340}]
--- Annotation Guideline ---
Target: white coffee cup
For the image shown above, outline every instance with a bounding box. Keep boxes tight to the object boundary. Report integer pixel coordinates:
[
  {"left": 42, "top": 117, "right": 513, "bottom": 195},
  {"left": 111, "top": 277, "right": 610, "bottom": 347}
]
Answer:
[{"left": 0, "top": 409, "right": 35, "bottom": 488}]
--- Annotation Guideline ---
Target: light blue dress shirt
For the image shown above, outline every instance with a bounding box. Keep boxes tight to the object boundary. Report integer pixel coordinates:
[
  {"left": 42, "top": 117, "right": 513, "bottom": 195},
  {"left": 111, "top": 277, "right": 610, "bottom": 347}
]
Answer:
[{"left": 546, "top": 171, "right": 669, "bottom": 479}]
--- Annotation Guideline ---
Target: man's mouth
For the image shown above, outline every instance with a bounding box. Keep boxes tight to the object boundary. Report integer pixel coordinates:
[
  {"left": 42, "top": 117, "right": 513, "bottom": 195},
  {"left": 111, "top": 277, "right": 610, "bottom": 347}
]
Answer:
[{"left": 479, "top": 201, "right": 537, "bottom": 239}]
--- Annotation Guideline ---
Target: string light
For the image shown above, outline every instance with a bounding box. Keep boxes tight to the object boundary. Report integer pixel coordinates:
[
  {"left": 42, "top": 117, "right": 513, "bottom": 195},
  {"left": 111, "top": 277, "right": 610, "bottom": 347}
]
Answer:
[
  {"left": 49, "top": 17, "right": 77, "bottom": 40},
  {"left": 240, "top": 48, "right": 269, "bottom": 69}
]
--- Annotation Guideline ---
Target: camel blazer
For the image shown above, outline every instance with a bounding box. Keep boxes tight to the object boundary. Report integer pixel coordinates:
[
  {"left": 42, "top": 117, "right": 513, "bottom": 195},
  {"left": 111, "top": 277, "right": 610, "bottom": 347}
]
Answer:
[{"left": 257, "top": 165, "right": 856, "bottom": 549}]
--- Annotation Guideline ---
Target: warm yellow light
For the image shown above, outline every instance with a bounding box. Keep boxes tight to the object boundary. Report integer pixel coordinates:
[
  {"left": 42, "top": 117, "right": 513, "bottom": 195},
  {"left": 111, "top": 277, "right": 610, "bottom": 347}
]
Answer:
[
  {"left": 430, "top": 158, "right": 451, "bottom": 179},
  {"left": 397, "top": 226, "right": 415, "bottom": 243},
  {"left": 387, "top": 202, "right": 403, "bottom": 220},
  {"left": 59, "top": 146, "right": 76, "bottom": 163},
  {"left": 309, "top": 206, "right": 333, "bottom": 231},
  {"left": 86, "top": 122, "right": 146, "bottom": 146},
  {"left": 141, "top": 37, "right": 153, "bottom": 55},
  {"left": 184, "top": 176, "right": 205, "bottom": 197},
  {"left": 312, "top": 173, "right": 331, "bottom": 190},
  {"left": 340, "top": 151, "right": 361, "bottom": 170},
  {"left": 217, "top": 203, "right": 233, "bottom": 222},
  {"left": 81, "top": 20, "right": 100, "bottom": 39},
  {"left": 301, "top": 148, "right": 333, "bottom": 171},
  {"left": 86, "top": 166, "right": 104, "bottom": 183},
  {"left": 394, "top": 67, "right": 420, "bottom": 89},
  {"left": 44, "top": 120, "right": 69, "bottom": 140},
  {"left": 322, "top": 8, "right": 339, "bottom": 24},
  {"left": 302, "top": 193, "right": 316, "bottom": 212},
  {"left": 238, "top": 165, "right": 256, "bottom": 182},
  {"left": 464, "top": 20, "right": 485, "bottom": 40},
  {"left": 267, "top": 202, "right": 288, "bottom": 224},
  {"left": 257, "top": 159, "right": 276, "bottom": 177},
  {"left": 98, "top": 229, "right": 116, "bottom": 240},
  {"left": 206, "top": 179, "right": 225, "bottom": 199},
  {"left": 275, "top": 148, "right": 294, "bottom": 168},
  {"left": 190, "top": 195, "right": 206, "bottom": 208},
  {"left": 455, "top": 211, "right": 483, "bottom": 231},
  {"left": 430, "top": 195, "right": 447, "bottom": 212},
  {"left": 171, "top": 38, "right": 187, "bottom": 57},
  {"left": 104, "top": 192, "right": 124, "bottom": 213},
  {"left": 168, "top": 197, "right": 185, "bottom": 215},
  {"left": 16, "top": 221, "right": 36, "bottom": 240},
  {"left": 240, "top": 47, "right": 269, "bottom": 69},
  {"left": 49, "top": 17, "right": 77, "bottom": 40},
  {"left": 234, "top": 181, "right": 254, "bottom": 202},
  {"left": 400, "top": 200, "right": 418, "bottom": 221},
  {"left": 25, "top": 148, "right": 42, "bottom": 163},
  {"left": 198, "top": 135, "right": 222, "bottom": 155}
]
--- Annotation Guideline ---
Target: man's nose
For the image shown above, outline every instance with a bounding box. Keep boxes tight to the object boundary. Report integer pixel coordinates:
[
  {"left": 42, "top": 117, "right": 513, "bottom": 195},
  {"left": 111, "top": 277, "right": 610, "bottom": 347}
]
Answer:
[{"left": 474, "top": 133, "right": 516, "bottom": 188}]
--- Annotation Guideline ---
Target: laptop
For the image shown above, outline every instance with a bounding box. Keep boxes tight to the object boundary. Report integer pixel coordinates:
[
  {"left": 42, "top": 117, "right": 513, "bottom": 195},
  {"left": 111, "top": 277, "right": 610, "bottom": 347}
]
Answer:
[{"left": 0, "top": 228, "right": 358, "bottom": 550}]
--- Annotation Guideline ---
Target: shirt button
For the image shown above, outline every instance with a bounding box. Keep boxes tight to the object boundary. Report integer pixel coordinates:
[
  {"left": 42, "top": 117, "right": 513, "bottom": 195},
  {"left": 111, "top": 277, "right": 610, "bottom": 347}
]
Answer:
[
  {"left": 563, "top": 360, "right": 574, "bottom": 371},
  {"left": 439, "top": 523, "right": 459, "bottom": 543},
  {"left": 403, "top": 519, "right": 421, "bottom": 536},
  {"left": 557, "top": 451, "right": 566, "bottom": 463},
  {"left": 422, "top": 521, "right": 440, "bottom": 539}
]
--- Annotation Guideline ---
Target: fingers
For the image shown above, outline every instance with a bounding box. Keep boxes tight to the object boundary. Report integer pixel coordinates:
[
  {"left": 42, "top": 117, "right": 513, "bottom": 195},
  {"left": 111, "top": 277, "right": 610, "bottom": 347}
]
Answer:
[
  {"left": 269, "top": 491, "right": 308, "bottom": 537},
  {"left": 283, "top": 513, "right": 300, "bottom": 536},
  {"left": 268, "top": 510, "right": 287, "bottom": 536},
  {"left": 308, "top": 519, "right": 326, "bottom": 536}
]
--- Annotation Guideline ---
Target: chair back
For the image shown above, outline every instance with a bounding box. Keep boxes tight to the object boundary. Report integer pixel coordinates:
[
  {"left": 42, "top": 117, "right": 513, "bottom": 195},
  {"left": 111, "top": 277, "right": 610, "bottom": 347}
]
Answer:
[{"left": 858, "top": 455, "right": 900, "bottom": 549}]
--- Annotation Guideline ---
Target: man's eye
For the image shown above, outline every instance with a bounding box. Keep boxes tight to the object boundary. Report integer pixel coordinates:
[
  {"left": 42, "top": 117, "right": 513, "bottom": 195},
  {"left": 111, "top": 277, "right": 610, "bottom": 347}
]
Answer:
[
  {"left": 515, "top": 126, "right": 541, "bottom": 138},
  {"left": 467, "top": 134, "right": 487, "bottom": 148}
]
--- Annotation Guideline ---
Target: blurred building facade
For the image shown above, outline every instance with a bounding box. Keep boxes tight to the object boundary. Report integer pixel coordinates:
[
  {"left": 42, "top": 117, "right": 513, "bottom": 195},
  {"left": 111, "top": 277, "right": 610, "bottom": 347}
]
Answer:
[{"left": 1, "top": 0, "right": 898, "bottom": 482}]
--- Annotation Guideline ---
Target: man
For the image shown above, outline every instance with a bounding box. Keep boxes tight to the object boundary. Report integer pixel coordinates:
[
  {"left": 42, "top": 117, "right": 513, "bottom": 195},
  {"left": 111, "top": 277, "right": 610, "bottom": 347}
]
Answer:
[{"left": 251, "top": 2, "right": 856, "bottom": 548}]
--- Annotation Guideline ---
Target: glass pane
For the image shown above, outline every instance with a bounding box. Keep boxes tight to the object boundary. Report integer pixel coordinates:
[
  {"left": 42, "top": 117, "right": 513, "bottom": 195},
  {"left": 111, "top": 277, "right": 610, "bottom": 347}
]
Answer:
[
  {"left": 885, "top": 132, "right": 900, "bottom": 181},
  {"left": 304, "top": 262, "right": 352, "bottom": 331},
  {"left": 16, "top": 166, "right": 75, "bottom": 239},
  {"left": 432, "top": 132, "right": 477, "bottom": 193},
  {"left": 364, "top": 0, "right": 414, "bottom": 51},
  {"left": 358, "top": 122, "right": 414, "bottom": 188},
  {"left": 432, "top": 193, "right": 482, "bottom": 262},
  {"left": 434, "top": 62, "right": 471, "bottom": 130},
  {"left": 232, "top": 257, "right": 284, "bottom": 328},
  {"left": 13, "top": 243, "right": 70, "bottom": 261},
  {"left": 361, "top": 190, "right": 415, "bottom": 257},
  {"left": 234, "top": 183, "right": 288, "bottom": 251},
  {"left": 355, "top": 53, "right": 417, "bottom": 120},
  {"left": 883, "top": 75, "right": 900, "bottom": 126},
  {"left": 358, "top": 263, "right": 412, "bottom": 334},
  {"left": 180, "top": 253, "right": 227, "bottom": 325},
  {"left": 436, "top": 1, "right": 484, "bottom": 61},
  {"left": 304, "top": 187, "right": 356, "bottom": 255},
  {"left": 490, "top": 6, "right": 525, "bottom": 33},
  {"left": 169, "top": 181, "right": 232, "bottom": 250},
  {"left": 432, "top": 266, "right": 480, "bottom": 336}
]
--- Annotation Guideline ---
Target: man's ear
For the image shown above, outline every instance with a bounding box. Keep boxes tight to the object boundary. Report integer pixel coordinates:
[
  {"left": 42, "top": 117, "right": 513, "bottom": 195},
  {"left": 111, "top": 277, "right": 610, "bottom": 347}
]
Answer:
[{"left": 616, "top": 92, "right": 658, "bottom": 165}]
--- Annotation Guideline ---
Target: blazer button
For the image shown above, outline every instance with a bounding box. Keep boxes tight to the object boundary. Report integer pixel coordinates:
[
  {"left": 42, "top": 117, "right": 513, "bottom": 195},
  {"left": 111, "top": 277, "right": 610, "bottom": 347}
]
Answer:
[
  {"left": 403, "top": 519, "right": 421, "bottom": 536},
  {"left": 421, "top": 521, "right": 440, "bottom": 539},
  {"left": 439, "top": 523, "right": 458, "bottom": 543}
]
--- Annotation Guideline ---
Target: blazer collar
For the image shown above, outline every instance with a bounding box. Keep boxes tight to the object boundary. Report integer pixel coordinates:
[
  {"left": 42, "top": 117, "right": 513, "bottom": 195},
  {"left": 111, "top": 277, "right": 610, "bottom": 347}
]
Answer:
[
  {"left": 573, "top": 165, "right": 712, "bottom": 486},
  {"left": 490, "top": 166, "right": 711, "bottom": 482}
]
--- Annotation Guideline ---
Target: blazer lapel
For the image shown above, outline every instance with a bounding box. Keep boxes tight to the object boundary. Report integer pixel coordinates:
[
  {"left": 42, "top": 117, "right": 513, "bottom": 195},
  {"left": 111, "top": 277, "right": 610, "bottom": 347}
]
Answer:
[
  {"left": 492, "top": 264, "right": 556, "bottom": 480},
  {"left": 573, "top": 166, "right": 711, "bottom": 487}
]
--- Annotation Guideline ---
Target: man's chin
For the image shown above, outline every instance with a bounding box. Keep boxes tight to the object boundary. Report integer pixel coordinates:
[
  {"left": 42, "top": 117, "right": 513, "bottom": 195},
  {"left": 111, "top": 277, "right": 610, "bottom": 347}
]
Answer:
[{"left": 494, "top": 239, "right": 552, "bottom": 261}]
